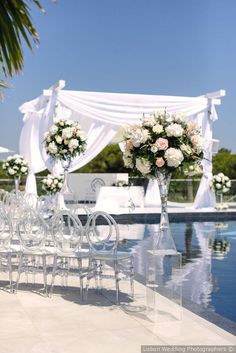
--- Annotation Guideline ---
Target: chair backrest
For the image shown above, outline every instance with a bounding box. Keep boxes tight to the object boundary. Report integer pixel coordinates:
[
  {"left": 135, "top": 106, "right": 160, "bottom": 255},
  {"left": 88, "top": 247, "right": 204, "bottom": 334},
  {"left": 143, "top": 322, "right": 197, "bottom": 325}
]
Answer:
[
  {"left": 85, "top": 211, "right": 119, "bottom": 254},
  {"left": 4, "top": 191, "right": 28, "bottom": 224},
  {"left": 71, "top": 203, "right": 93, "bottom": 227},
  {"left": 51, "top": 210, "right": 84, "bottom": 255},
  {"left": 17, "top": 208, "right": 47, "bottom": 252},
  {"left": 24, "top": 193, "right": 38, "bottom": 209},
  {"left": 0, "top": 208, "right": 13, "bottom": 251}
]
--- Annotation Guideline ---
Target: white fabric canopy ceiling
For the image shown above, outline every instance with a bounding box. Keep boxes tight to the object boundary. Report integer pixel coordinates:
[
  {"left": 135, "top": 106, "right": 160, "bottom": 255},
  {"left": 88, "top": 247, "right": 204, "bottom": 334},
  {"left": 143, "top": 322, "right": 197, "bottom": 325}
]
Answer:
[{"left": 19, "top": 83, "right": 224, "bottom": 208}]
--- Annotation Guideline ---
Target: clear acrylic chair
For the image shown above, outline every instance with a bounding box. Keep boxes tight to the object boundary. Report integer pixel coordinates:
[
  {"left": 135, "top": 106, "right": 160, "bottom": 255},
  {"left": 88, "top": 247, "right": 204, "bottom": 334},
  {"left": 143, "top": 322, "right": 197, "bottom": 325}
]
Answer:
[
  {"left": 0, "top": 208, "right": 20, "bottom": 292},
  {"left": 71, "top": 203, "right": 93, "bottom": 228},
  {"left": 85, "top": 211, "right": 134, "bottom": 304},
  {"left": 50, "top": 210, "right": 89, "bottom": 298},
  {"left": 16, "top": 208, "right": 52, "bottom": 295}
]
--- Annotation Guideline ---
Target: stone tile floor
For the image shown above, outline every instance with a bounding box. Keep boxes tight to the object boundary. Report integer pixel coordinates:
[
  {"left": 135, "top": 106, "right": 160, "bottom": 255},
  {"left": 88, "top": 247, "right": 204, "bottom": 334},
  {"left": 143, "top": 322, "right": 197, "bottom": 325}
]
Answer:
[{"left": 0, "top": 275, "right": 235, "bottom": 353}]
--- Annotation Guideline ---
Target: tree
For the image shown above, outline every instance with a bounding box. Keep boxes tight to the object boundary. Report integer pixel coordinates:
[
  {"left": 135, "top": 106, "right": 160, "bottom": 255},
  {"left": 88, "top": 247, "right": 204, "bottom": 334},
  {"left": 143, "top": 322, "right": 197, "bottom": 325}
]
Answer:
[
  {"left": 212, "top": 149, "right": 236, "bottom": 179},
  {"left": 0, "top": 0, "right": 45, "bottom": 77},
  {"left": 78, "top": 144, "right": 128, "bottom": 173},
  {"left": 217, "top": 148, "right": 231, "bottom": 154}
]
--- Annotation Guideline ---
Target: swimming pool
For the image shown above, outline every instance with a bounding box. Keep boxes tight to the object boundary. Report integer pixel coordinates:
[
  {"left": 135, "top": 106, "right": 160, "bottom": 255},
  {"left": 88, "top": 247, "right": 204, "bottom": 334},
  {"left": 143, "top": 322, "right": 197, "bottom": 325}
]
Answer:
[{"left": 118, "top": 220, "right": 236, "bottom": 333}]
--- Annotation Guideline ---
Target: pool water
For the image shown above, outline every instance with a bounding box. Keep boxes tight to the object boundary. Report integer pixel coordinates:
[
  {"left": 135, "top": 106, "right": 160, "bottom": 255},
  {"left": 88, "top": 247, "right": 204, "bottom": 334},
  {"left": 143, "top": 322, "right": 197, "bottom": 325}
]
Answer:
[{"left": 118, "top": 221, "right": 236, "bottom": 327}]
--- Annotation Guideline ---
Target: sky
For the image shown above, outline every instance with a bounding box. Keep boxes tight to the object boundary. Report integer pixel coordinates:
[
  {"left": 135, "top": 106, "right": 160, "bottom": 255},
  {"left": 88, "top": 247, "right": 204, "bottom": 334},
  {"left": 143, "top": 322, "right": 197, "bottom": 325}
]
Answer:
[{"left": 1, "top": 0, "right": 236, "bottom": 153}]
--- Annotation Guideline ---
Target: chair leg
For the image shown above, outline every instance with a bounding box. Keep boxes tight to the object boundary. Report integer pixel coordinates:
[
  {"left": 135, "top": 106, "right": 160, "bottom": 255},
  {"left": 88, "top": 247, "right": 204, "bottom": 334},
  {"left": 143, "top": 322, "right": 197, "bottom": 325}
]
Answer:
[
  {"left": 49, "top": 255, "right": 57, "bottom": 297},
  {"left": 15, "top": 254, "right": 23, "bottom": 294},
  {"left": 8, "top": 254, "right": 13, "bottom": 293},
  {"left": 130, "top": 257, "right": 134, "bottom": 299},
  {"left": 114, "top": 260, "right": 120, "bottom": 304},
  {"left": 42, "top": 255, "right": 48, "bottom": 297}
]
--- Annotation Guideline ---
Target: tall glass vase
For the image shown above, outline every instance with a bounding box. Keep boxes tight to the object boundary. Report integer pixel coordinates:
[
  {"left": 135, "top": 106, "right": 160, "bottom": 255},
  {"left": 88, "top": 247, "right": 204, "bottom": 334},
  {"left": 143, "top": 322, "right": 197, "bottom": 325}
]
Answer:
[
  {"left": 14, "top": 176, "right": 20, "bottom": 192},
  {"left": 61, "top": 158, "right": 74, "bottom": 205},
  {"left": 155, "top": 171, "right": 177, "bottom": 254},
  {"left": 61, "top": 158, "right": 72, "bottom": 194}
]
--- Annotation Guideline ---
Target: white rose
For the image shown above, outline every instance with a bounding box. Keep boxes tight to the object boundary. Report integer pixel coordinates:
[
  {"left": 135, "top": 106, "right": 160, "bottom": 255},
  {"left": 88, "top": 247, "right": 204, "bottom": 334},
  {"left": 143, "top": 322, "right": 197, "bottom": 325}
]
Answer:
[
  {"left": 215, "top": 176, "right": 221, "bottom": 182},
  {"left": 136, "top": 158, "right": 151, "bottom": 175},
  {"left": 164, "top": 148, "right": 184, "bottom": 168},
  {"left": 165, "top": 123, "right": 184, "bottom": 137},
  {"left": 226, "top": 181, "right": 231, "bottom": 188},
  {"left": 152, "top": 124, "right": 163, "bottom": 134},
  {"left": 54, "top": 179, "right": 58, "bottom": 184},
  {"left": 218, "top": 173, "right": 224, "bottom": 178},
  {"left": 8, "top": 168, "right": 15, "bottom": 175},
  {"left": 21, "top": 166, "right": 28, "bottom": 173},
  {"left": 46, "top": 179, "right": 53, "bottom": 186},
  {"left": 15, "top": 158, "right": 22, "bottom": 164},
  {"left": 58, "top": 182, "right": 63, "bottom": 188},
  {"left": 151, "top": 145, "right": 158, "bottom": 153},
  {"left": 47, "top": 142, "right": 58, "bottom": 154},
  {"left": 49, "top": 125, "right": 58, "bottom": 134},
  {"left": 68, "top": 139, "right": 79, "bottom": 150},
  {"left": 62, "top": 127, "right": 74, "bottom": 139},
  {"left": 222, "top": 187, "right": 229, "bottom": 193},
  {"left": 215, "top": 183, "right": 222, "bottom": 190},
  {"left": 55, "top": 135, "right": 63, "bottom": 144}
]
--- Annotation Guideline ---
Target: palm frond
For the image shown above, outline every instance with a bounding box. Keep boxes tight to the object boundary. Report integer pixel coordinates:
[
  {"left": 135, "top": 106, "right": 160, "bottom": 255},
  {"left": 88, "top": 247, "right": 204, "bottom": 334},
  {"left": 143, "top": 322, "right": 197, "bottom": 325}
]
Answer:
[{"left": 0, "top": 0, "right": 45, "bottom": 77}]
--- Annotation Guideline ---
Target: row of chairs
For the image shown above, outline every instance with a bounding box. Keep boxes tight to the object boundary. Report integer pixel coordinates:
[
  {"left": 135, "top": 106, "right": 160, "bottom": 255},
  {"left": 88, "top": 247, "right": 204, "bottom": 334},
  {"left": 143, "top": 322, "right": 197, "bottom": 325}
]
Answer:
[{"left": 0, "top": 190, "right": 134, "bottom": 304}]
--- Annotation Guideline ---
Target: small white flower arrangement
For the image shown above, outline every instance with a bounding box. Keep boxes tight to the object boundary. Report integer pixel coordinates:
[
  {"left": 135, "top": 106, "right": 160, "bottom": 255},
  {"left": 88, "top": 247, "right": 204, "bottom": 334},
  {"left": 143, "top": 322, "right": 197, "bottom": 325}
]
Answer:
[
  {"left": 2, "top": 154, "right": 29, "bottom": 177},
  {"left": 210, "top": 173, "right": 231, "bottom": 194},
  {"left": 44, "top": 118, "right": 86, "bottom": 161},
  {"left": 122, "top": 111, "right": 204, "bottom": 177},
  {"left": 41, "top": 174, "right": 64, "bottom": 194}
]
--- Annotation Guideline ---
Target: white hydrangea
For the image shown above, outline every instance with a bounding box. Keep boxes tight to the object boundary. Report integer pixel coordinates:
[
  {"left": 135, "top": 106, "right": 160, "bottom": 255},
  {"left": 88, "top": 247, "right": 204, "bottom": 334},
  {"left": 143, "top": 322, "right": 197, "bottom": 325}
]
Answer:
[
  {"left": 180, "top": 144, "right": 192, "bottom": 155},
  {"left": 165, "top": 123, "right": 184, "bottom": 137},
  {"left": 136, "top": 158, "right": 151, "bottom": 175},
  {"left": 142, "top": 115, "right": 156, "bottom": 127},
  {"left": 164, "top": 148, "right": 184, "bottom": 168},
  {"left": 123, "top": 155, "right": 133, "bottom": 168},
  {"left": 126, "top": 126, "right": 150, "bottom": 147}
]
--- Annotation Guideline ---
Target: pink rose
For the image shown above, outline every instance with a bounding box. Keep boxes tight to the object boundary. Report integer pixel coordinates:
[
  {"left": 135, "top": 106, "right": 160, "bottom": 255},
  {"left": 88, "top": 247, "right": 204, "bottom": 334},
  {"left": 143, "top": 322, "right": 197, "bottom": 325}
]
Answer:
[
  {"left": 155, "top": 157, "right": 165, "bottom": 168},
  {"left": 155, "top": 138, "right": 169, "bottom": 150}
]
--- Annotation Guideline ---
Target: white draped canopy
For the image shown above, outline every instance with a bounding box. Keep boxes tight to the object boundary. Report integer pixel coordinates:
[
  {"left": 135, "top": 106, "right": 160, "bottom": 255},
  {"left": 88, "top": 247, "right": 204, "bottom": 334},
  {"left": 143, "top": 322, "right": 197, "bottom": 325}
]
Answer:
[{"left": 19, "top": 81, "right": 225, "bottom": 208}]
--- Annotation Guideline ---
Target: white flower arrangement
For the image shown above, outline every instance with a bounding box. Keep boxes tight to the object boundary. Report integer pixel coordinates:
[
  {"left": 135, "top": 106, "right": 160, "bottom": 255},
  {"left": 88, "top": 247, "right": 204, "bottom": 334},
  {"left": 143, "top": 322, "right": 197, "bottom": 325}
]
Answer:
[
  {"left": 41, "top": 174, "right": 64, "bottom": 194},
  {"left": 122, "top": 111, "right": 204, "bottom": 177},
  {"left": 44, "top": 118, "right": 86, "bottom": 161},
  {"left": 2, "top": 154, "right": 29, "bottom": 177},
  {"left": 210, "top": 173, "right": 231, "bottom": 194}
]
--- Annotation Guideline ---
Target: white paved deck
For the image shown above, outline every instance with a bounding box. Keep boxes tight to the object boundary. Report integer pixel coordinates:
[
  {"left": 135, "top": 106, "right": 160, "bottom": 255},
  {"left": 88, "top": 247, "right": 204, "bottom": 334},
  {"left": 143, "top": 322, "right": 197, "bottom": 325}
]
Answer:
[{"left": 0, "top": 276, "right": 235, "bottom": 353}]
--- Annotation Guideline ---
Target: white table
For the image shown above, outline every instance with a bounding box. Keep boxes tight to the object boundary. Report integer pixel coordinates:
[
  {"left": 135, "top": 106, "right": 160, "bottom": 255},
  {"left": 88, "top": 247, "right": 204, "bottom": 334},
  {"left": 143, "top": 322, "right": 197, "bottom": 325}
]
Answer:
[{"left": 95, "top": 186, "right": 144, "bottom": 211}]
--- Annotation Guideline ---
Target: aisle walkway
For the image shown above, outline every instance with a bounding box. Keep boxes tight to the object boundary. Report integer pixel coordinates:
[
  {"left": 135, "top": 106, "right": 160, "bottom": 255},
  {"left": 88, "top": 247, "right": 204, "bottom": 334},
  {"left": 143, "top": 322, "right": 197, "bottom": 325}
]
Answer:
[{"left": 0, "top": 278, "right": 235, "bottom": 353}]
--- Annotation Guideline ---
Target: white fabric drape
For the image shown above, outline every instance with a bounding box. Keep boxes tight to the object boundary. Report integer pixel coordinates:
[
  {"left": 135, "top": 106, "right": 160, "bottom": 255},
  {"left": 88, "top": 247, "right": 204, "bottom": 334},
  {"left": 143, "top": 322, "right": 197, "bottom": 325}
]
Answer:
[
  {"left": 193, "top": 104, "right": 216, "bottom": 208},
  {"left": 19, "top": 89, "right": 218, "bottom": 207}
]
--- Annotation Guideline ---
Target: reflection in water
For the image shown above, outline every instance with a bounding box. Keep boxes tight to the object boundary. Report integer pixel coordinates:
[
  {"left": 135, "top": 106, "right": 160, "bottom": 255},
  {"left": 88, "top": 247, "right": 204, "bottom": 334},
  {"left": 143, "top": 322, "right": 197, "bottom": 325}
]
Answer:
[{"left": 120, "top": 221, "right": 233, "bottom": 318}]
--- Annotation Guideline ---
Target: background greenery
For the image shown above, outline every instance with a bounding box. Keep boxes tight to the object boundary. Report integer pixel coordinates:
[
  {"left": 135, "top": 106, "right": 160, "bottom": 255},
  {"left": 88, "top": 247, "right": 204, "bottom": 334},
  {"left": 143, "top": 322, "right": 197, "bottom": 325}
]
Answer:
[{"left": 0, "top": 146, "right": 235, "bottom": 201}]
